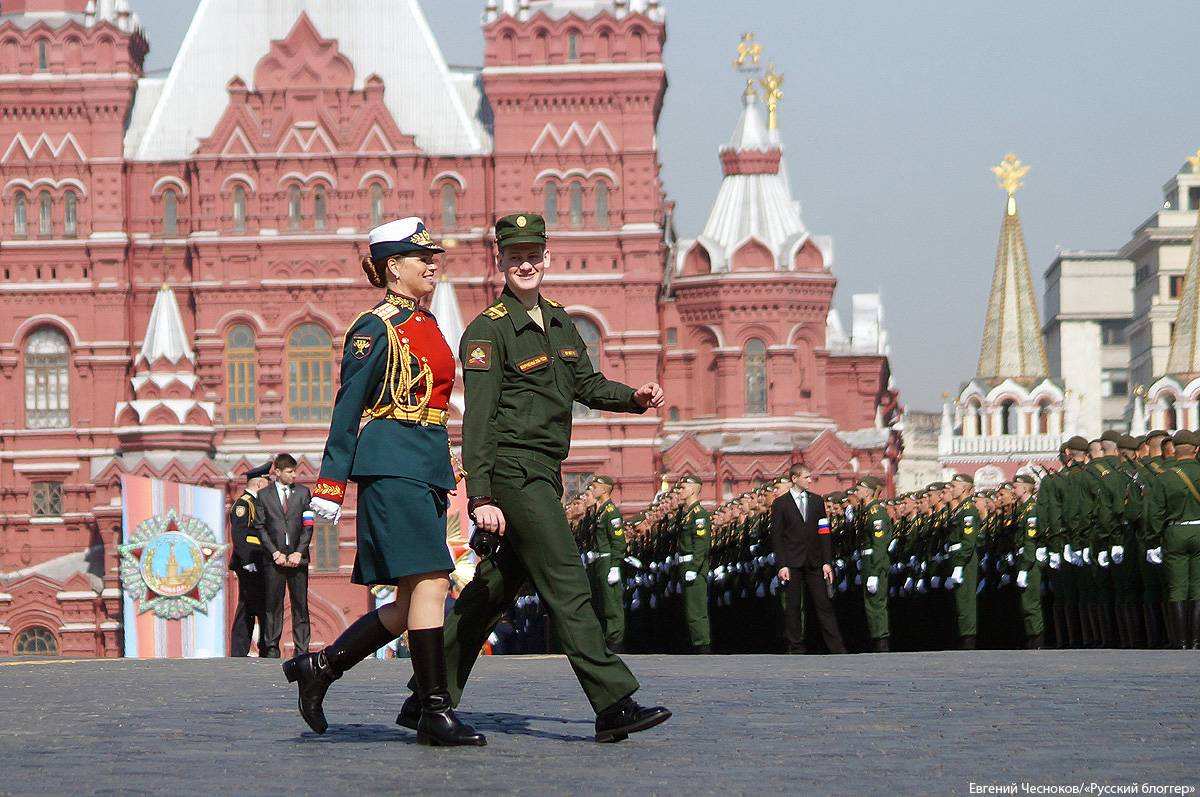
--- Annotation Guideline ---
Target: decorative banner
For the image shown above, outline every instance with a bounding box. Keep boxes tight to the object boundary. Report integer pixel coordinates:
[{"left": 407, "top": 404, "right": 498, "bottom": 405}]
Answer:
[{"left": 119, "top": 475, "right": 229, "bottom": 658}]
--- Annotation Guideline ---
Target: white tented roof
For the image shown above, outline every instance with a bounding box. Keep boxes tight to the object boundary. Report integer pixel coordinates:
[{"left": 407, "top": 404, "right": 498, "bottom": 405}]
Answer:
[
  {"left": 130, "top": 0, "right": 487, "bottom": 160},
  {"left": 137, "top": 284, "right": 194, "bottom": 366}
]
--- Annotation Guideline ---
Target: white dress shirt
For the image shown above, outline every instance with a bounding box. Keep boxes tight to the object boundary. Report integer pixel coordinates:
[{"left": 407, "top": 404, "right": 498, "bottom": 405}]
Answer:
[
  {"left": 276, "top": 481, "right": 292, "bottom": 544},
  {"left": 790, "top": 488, "right": 807, "bottom": 518}
]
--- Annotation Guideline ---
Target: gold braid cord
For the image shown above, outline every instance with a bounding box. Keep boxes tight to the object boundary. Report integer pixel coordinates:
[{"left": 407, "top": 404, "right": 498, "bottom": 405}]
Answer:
[{"left": 363, "top": 321, "right": 434, "bottom": 420}]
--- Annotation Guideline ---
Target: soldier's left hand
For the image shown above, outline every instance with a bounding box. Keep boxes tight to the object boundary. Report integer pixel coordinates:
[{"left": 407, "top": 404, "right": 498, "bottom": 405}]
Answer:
[{"left": 633, "top": 382, "right": 666, "bottom": 409}]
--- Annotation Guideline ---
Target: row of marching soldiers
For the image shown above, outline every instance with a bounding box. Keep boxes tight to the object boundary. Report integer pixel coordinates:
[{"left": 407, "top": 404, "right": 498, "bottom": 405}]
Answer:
[{"left": 497, "top": 428, "right": 1200, "bottom": 654}]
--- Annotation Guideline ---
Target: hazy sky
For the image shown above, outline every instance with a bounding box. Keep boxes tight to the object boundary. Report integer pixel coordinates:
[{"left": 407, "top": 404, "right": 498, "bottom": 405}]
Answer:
[{"left": 134, "top": 0, "right": 1200, "bottom": 410}]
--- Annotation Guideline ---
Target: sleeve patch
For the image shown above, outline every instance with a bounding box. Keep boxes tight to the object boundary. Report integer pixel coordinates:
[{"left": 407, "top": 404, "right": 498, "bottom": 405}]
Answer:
[
  {"left": 235, "top": 504, "right": 246, "bottom": 518},
  {"left": 351, "top": 334, "right": 373, "bottom": 360},
  {"left": 465, "top": 341, "right": 493, "bottom": 371},
  {"left": 610, "top": 517, "right": 621, "bottom": 527}
]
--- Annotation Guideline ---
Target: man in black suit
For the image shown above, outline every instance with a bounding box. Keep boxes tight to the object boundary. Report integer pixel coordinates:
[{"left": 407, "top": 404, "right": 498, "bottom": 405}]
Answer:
[
  {"left": 257, "top": 453, "right": 314, "bottom": 658},
  {"left": 770, "top": 464, "right": 846, "bottom": 654}
]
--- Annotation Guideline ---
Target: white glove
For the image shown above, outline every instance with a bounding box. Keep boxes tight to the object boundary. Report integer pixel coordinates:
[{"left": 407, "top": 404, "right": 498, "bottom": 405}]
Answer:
[
  {"left": 309, "top": 496, "right": 341, "bottom": 523},
  {"left": 903, "top": 576, "right": 915, "bottom": 591},
  {"left": 836, "top": 558, "right": 845, "bottom": 569},
  {"left": 854, "top": 573, "right": 863, "bottom": 587},
  {"left": 1147, "top": 547, "right": 1163, "bottom": 565},
  {"left": 1000, "top": 573, "right": 1011, "bottom": 586},
  {"left": 951, "top": 566, "right": 963, "bottom": 584},
  {"left": 1016, "top": 570, "right": 1028, "bottom": 589},
  {"left": 1097, "top": 550, "right": 1110, "bottom": 568},
  {"left": 1110, "top": 546, "right": 1124, "bottom": 564},
  {"left": 684, "top": 571, "right": 697, "bottom": 583},
  {"left": 624, "top": 556, "right": 643, "bottom": 569},
  {"left": 909, "top": 556, "right": 918, "bottom": 568},
  {"left": 585, "top": 551, "right": 599, "bottom": 564},
  {"left": 1004, "top": 553, "right": 1015, "bottom": 565},
  {"left": 1035, "top": 547, "right": 1048, "bottom": 563},
  {"left": 866, "top": 576, "right": 879, "bottom": 595},
  {"left": 1048, "top": 552, "right": 1061, "bottom": 570},
  {"left": 931, "top": 576, "right": 941, "bottom": 590},
  {"left": 838, "top": 579, "right": 848, "bottom": 593},
  {"left": 888, "top": 539, "right": 898, "bottom": 553},
  {"left": 1063, "top": 544, "right": 1074, "bottom": 561},
  {"left": 1082, "top": 547, "right": 1092, "bottom": 565},
  {"left": 976, "top": 579, "right": 987, "bottom": 595},
  {"left": 242, "top": 563, "right": 257, "bottom": 573},
  {"left": 917, "top": 578, "right": 928, "bottom": 594},
  {"left": 607, "top": 567, "right": 620, "bottom": 585}
]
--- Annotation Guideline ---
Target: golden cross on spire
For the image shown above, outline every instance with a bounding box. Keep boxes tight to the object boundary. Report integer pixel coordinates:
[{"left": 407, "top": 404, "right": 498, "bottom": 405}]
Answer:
[
  {"left": 992, "top": 153, "right": 1030, "bottom": 196},
  {"left": 1188, "top": 148, "right": 1200, "bottom": 174},
  {"left": 759, "top": 63, "right": 784, "bottom": 130},
  {"left": 733, "top": 32, "right": 762, "bottom": 71}
]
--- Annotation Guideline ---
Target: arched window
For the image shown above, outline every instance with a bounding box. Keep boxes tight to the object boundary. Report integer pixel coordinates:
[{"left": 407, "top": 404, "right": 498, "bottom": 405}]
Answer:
[
  {"left": 1036, "top": 400, "right": 1051, "bottom": 434},
  {"left": 744, "top": 338, "right": 767, "bottom": 415},
  {"left": 1163, "top": 394, "right": 1178, "bottom": 431},
  {"left": 631, "top": 28, "right": 646, "bottom": 60},
  {"left": 965, "top": 398, "right": 982, "bottom": 437},
  {"left": 225, "top": 324, "right": 257, "bottom": 425},
  {"left": 24, "top": 327, "right": 70, "bottom": 429},
  {"left": 162, "top": 189, "right": 177, "bottom": 236},
  {"left": 232, "top": 185, "right": 247, "bottom": 233},
  {"left": 572, "top": 316, "right": 603, "bottom": 419},
  {"left": 36, "top": 39, "right": 48, "bottom": 71},
  {"left": 440, "top": 183, "right": 457, "bottom": 230},
  {"left": 597, "top": 31, "right": 612, "bottom": 60},
  {"left": 697, "top": 331, "right": 719, "bottom": 417},
  {"left": 567, "top": 31, "right": 580, "bottom": 61},
  {"left": 14, "top": 626, "right": 57, "bottom": 656},
  {"left": 63, "top": 190, "right": 77, "bottom": 238},
  {"left": 999, "top": 399, "right": 1018, "bottom": 435},
  {"left": 569, "top": 181, "right": 585, "bottom": 228},
  {"left": 595, "top": 183, "right": 610, "bottom": 228},
  {"left": 288, "top": 324, "right": 333, "bottom": 423},
  {"left": 288, "top": 185, "right": 302, "bottom": 231},
  {"left": 370, "top": 183, "right": 385, "bottom": 227},
  {"left": 38, "top": 190, "right": 52, "bottom": 236},
  {"left": 313, "top": 186, "right": 327, "bottom": 231},
  {"left": 13, "top": 192, "right": 27, "bottom": 237},
  {"left": 543, "top": 181, "right": 559, "bottom": 226}
]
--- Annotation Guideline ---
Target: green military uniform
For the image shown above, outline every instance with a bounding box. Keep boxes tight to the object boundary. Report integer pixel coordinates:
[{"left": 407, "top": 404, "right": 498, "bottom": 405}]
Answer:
[
  {"left": 426, "top": 213, "right": 648, "bottom": 713},
  {"left": 1013, "top": 485, "right": 1044, "bottom": 642},
  {"left": 1147, "top": 433, "right": 1200, "bottom": 648},
  {"left": 946, "top": 486, "right": 981, "bottom": 644},
  {"left": 678, "top": 487, "right": 712, "bottom": 651},
  {"left": 859, "top": 494, "right": 892, "bottom": 643},
  {"left": 592, "top": 489, "right": 628, "bottom": 649}
]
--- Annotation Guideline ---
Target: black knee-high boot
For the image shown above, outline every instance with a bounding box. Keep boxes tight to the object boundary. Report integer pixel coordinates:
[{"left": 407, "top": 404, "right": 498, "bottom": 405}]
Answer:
[
  {"left": 282, "top": 610, "right": 396, "bottom": 734},
  {"left": 407, "top": 627, "right": 486, "bottom": 747},
  {"left": 1168, "top": 602, "right": 1189, "bottom": 650}
]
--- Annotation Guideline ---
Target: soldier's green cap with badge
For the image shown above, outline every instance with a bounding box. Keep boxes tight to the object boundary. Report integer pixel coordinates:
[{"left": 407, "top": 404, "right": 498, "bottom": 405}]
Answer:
[
  {"left": 1117, "top": 434, "right": 1140, "bottom": 451},
  {"left": 1100, "top": 430, "right": 1123, "bottom": 444},
  {"left": 592, "top": 474, "right": 615, "bottom": 486},
  {"left": 951, "top": 473, "right": 974, "bottom": 485},
  {"left": 1064, "top": 435, "right": 1090, "bottom": 452},
  {"left": 1172, "top": 430, "right": 1197, "bottom": 446},
  {"left": 1146, "top": 429, "right": 1170, "bottom": 441},
  {"left": 856, "top": 475, "right": 884, "bottom": 490},
  {"left": 679, "top": 474, "right": 703, "bottom": 486},
  {"left": 1014, "top": 474, "right": 1036, "bottom": 485},
  {"left": 495, "top": 213, "right": 547, "bottom": 248}
]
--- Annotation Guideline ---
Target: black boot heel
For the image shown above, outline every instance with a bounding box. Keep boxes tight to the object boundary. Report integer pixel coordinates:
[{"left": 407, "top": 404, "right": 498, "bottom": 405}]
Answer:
[{"left": 282, "top": 658, "right": 301, "bottom": 683}]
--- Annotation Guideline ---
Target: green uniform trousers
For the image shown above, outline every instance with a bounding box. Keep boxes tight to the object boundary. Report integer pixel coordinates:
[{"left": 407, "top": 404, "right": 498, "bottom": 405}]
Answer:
[
  {"left": 1020, "top": 565, "right": 1044, "bottom": 636},
  {"left": 1164, "top": 522, "right": 1200, "bottom": 602},
  {"left": 953, "top": 556, "right": 978, "bottom": 637},
  {"left": 863, "top": 569, "right": 889, "bottom": 640},
  {"left": 588, "top": 560, "right": 626, "bottom": 648},
  {"left": 416, "top": 455, "right": 638, "bottom": 713},
  {"left": 682, "top": 573, "right": 711, "bottom": 647}
]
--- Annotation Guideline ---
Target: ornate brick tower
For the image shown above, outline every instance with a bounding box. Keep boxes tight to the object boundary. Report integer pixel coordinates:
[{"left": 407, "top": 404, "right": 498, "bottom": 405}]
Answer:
[{"left": 939, "top": 155, "right": 1070, "bottom": 485}]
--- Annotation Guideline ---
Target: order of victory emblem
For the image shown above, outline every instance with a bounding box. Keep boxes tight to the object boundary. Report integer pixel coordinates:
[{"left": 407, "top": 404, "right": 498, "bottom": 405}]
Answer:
[{"left": 119, "top": 509, "right": 229, "bottom": 619}]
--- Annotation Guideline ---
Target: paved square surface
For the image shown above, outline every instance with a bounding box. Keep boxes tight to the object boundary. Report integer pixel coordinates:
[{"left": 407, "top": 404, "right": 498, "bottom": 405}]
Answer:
[{"left": 0, "top": 651, "right": 1196, "bottom": 795}]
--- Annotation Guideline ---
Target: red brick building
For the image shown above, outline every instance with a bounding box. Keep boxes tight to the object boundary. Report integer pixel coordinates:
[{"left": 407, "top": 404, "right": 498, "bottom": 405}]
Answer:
[{"left": 0, "top": 0, "right": 899, "bottom": 657}]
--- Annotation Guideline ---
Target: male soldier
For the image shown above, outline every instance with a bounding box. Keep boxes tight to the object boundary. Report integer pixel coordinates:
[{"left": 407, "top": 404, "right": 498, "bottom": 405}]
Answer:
[
  {"left": 400, "top": 213, "right": 670, "bottom": 743},
  {"left": 589, "top": 475, "right": 628, "bottom": 652},
  {"left": 676, "top": 475, "right": 713, "bottom": 654},
  {"left": 1147, "top": 430, "right": 1200, "bottom": 649},
  {"left": 229, "top": 461, "right": 271, "bottom": 657},
  {"left": 944, "top": 473, "right": 981, "bottom": 649},
  {"left": 1012, "top": 474, "right": 1043, "bottom": 649},
  {"left": 853, "top": 476, "right": 892, "bottom": 652}
]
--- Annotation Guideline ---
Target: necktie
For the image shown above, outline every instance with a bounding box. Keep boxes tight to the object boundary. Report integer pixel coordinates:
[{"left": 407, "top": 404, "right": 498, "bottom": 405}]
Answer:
[
  {"left": 797, "top": 492, "right": 806, "bottom": 517},
  {"left": 282, "top": 486, "right": 292, "bottom": 545}
]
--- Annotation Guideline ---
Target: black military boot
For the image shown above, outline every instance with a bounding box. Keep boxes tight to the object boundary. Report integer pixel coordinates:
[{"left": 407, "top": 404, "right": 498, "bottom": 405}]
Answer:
[
  {"left": 594, "top": 696, "right": 672, "bottom": 743},
  {"left": 693, "top": 644, "right": 712, "bottom": 655},
  {"left": 1143, "top": 604, "right": 1162, "bottom": 649},
  {"left": 1052, "top": 605, "right": 1069, "bottom": 648},
  {"left": 872, "top": 637, "right": 890, "bottom": 653},
  {"left": 1168, "top": 602, "right": 1189, "bottom": 650},
  {"left": 959, "top": 635, "right": 976, "bottom": 650},
  {"left": 1190, "top": 601, "right": 1200, "bottom": 651},
  {"left": 407, "top": 627, "right": 486, "bottom": 747},
  {"left": 282, "top": 610, "right": 396, "bottom": 735},
  {"left": 1026, "top": 633, "right": 1044, "bottom": 650},
  {"left": 396, "top": 692, "right": 421, "bottom": 731}
]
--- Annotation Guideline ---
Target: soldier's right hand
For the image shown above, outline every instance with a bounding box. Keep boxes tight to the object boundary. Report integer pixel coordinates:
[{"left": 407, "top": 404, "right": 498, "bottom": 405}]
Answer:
[
  {"left": 474, "top": 504, "right": 507, "bottom": 536},
  {"left": 309, "top": 496, "right": 341, "bottom": 524}
]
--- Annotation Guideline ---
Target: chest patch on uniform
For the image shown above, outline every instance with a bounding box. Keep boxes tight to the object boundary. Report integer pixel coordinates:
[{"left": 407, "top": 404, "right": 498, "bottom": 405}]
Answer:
[
  {"left": 559, "top": 347, "right": 580, "bottom": 361},
  {"left": 235, "top": 505, "right": 246, "bottom": 518},
  {"left": 517, "top": 353, "right": 550, "bottom": 373},
  {"left": 351, "top": 335, "right": 373, "bottom": 360},
  {"left": 1027, "top": 517, "right": 1037, "bottom": 527},
  {"left": 610, "top": 517, "right": 621, "bottom": 527},
  {"left": 1028, "top": 529, "right": 1037, "bottom": 538},
  {"left": 465, "top": 341, "right": 492, "bottom": 371},
  {"left": 873, "top": 519, "right": 883, "bottom": 530}
]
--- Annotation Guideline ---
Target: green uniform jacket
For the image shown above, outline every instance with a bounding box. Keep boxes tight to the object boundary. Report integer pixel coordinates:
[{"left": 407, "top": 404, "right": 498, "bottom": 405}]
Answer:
[
  {"left": 460, "top": 288, "right": 645, "bottom": 498},
  {"left": 860, "top": 500, "right": 892, "bottom": 577},
  {"left": 596, "top": 501, "right": 627, "bottom": 560},
  {"left": 946, "top": 499, "right": 981, "bottom": 568},
  {"left": 1036, "top": 470, "right": 1064, "bottom": 549},
  {"left": 1147, "top": 458, "right": 1200, "bottom": 545},
  {"left": 315, "top": 296, "right": 456, "bottom": 501},
  {"left": 1016, "top": 497, "right": 1039, "bottom": 568},
  {"left": 679, "top": 501, "right": 712, "bottom": 575}
]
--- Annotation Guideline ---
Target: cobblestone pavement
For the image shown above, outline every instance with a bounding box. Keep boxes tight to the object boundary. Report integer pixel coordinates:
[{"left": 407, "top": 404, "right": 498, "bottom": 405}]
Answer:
[{"left": 0, "top": 651, "right": 1197, "bottom": 796}]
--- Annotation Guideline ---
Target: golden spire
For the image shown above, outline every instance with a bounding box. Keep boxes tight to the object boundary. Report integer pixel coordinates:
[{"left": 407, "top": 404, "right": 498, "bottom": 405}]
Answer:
[
  {"left": 992, "top": 153, "right": 1030, "bottom": 215},
  {"left": 1188, "top": 148, "right": 1200, "bottom": 174},
  {"left": 733, "top": 32, "right": 762, "bottom": 71},
  {"left": 759, "top": 63, "right": 784, "bottom": 130}
]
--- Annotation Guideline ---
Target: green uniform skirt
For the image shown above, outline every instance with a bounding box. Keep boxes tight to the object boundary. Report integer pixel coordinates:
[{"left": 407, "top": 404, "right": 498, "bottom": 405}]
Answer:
[{"left": 352, "top": 476, "right": 453, "bottom": 586}]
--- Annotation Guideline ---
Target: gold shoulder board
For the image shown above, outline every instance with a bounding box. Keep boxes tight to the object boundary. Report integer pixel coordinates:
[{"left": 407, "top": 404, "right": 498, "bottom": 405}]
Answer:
[
  {"left": 482, "top": 304, "right": 508, "bottom": 320},
  {"left": 544, "top": 297, "right": 562, "bottom": 308},
  {"left": 372, "top": 304, "right": 400, "bottom": 322}
]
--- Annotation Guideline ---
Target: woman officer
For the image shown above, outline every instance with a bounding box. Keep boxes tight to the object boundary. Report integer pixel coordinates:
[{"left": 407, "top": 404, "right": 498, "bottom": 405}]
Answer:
[{"left": 284, "top": 217, "right": 485, "bottom": 747}]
